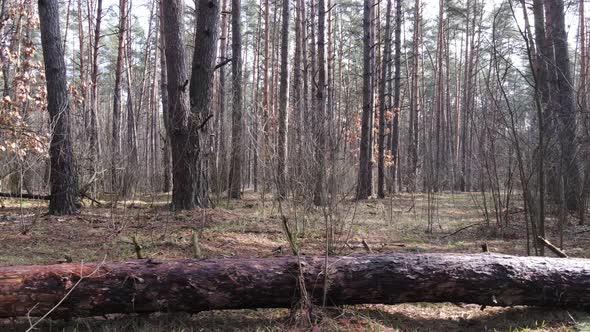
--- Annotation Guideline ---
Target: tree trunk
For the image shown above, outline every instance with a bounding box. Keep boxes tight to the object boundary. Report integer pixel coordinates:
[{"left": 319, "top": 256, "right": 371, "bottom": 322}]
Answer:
[
  {"left": 161, "top": 0, "right": 199, "bottom": 210},
  {"left": 3, "top": 253, "right": 590, "bottom": 318},
  {"left": 38, "top": 0, "right": 79, "bottom": 215},
  {"left": 111, "top": 0, "right": 127, "bottom": 193},
  {"left": 407, "top": 0, "right": 420, "bottom": 192},
  {"left": 291, "top": 0, "right": 304, "bottom": 189},
  {"left": 377, "top": 0, "right": 392, "bottom": 199},
  {"left": 578, "top": 0, "right": 589, "bottom": 224},
  {"left": 433, "top": 0, "right": 445, "bottom": 193},
  {"left": 356, "top": 0, "right": 372, "bottom": 200},
  {"left": 159, "top": 3, "right": 172, "bottom": 193},
  {"left": 313, "top": 0, "right": 327, "bottom": 206},
  {"left": 545, "top": 0, "right": 580, "bottom": 213},
  {"left": 214, "top": 0, "right": 229, "bottom": 195},
  {"left": 261, "top": 0, "right": 270, "bottom": 193},
  {"left": 276, "top": 0, "right": 289, "bottom": 199},
  {"left": 187, "top": 0, "right": 220, "bottom": 208},
  {"left": 89, "top": 0, "right": 102, "bottom": 194},
  {"left": 122, "top": 0, "right": 138, "bottom": 198},
  {"left": 77, "top": 0, "right": 86, "bottom": 134},
  {"left": 228, "top": 0, "right": 243, "bottom": 199},
  {"left": 390, "top": 0, "right": 402, "bottom": 194}
]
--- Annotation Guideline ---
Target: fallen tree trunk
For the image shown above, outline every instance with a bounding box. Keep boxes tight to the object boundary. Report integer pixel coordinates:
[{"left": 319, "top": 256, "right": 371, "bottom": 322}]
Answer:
[
  {"left": 1, "top": 253, "right": 590, "bottom": 318},
  {"left": 0, "top": 192, "right": 50, "bottom": 200}
]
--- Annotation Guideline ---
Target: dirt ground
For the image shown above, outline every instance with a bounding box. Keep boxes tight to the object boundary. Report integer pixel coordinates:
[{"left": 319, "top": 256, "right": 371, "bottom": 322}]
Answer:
[{"left": 1, "top": 190, "right": 590, "bottom": 331}]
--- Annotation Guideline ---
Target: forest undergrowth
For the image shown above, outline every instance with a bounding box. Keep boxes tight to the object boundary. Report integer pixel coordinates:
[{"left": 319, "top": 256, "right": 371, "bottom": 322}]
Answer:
[{"left": 1, "top": 191, "right": 590, "bottom": 331}]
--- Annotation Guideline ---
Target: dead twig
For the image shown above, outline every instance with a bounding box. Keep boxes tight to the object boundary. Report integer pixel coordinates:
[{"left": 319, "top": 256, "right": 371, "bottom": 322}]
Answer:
[
  {"left": 361, "top": 239, "right": 373, "bottom": 253},
  {"left": 441, "top": 223, "right": 483, "bottom": 239},
  {"left": 537, "top": 236, "right": 568, "bottom": 258}
]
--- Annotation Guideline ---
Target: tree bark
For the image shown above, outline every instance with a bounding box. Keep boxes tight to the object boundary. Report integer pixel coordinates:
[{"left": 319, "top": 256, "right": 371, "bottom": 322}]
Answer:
[
  {"left": 3, "top": 253, "right": 590, "bottom": 318},
  {"left": 390, "top": 0, "right": 402, "bottom": 194},
  {"left": 228, "top": 0, "right": 243, "bottom": 199},
  {"left": 89, "top": 0, "right": 102, "bottom": 192},
  {"left": 407, "top": 0, "right": 420, "bottom": 192},
  {"left": 356, "top": 0, "right": 372, "bottom": 200},
  {"left": 187, "top": 0, "right": 220, "bottom": 209},
  {"left": 545, "top": 0, "right": 580, "bottom": 213},
  {"left": 159, "top": 2, "right": 171, "bottom": 193},
  {"left": 377, "top": 0, "right": 392, "bottom": 199},
  {"left": 122, "top": 0, "right": 138, "bottom": 198},
  {"left": 161, "top": 0, "right": 197, "bottom": 210},
  {"left": 276, "top": 0, "right": 289, "bottom": 199},
  {"left": 214, "top": 0, "right": 229, "bottom": 195},
  {"left": 38, "top": 0, "right": 79, "bottom": 215},
  {"left": 111, "top": 0, "right": 128, "bottom": 193},
  {"left": 313, "top": 0, "right": 327, "bottom": 205}
]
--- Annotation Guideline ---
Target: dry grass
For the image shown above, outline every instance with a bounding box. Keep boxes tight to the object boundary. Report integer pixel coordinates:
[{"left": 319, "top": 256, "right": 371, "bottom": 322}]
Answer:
[{"left": 1, "top": 190, "right": 589, "bottom": 331}]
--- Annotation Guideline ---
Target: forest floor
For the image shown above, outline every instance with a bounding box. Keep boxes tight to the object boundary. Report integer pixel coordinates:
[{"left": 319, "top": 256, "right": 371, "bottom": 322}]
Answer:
[{"left": 1, "top": 190, "right": 590, "bottom": 331}]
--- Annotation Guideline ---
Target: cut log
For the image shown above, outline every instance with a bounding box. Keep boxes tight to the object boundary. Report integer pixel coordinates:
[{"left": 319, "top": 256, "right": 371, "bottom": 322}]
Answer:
[{"left": 1, "top": 253, "right": 590, "bottom": 318}]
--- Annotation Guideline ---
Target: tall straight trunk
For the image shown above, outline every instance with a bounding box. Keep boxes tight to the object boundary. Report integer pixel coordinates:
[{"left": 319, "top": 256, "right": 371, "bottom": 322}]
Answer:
[
  {"left": 111, "top": 0, "right": 127, "bottom": 193},
  {"left": 38, "top": 0, "right": 79, "bottom": 214},
  {"left": 459, "top": 0, "right": 470, "bottom": 192},
  {"left": 149, "top": 9, "right": 160, "bottom": 192},
  {"left": 77, "top": 0, "right": 86, "bottom": 129},
  {"left": 532, "top": 0, "right": 552, "bottom": 215},
  {"left": 433, "top": 0, "right": 445, "bottom": 192},
  {"left": 89, "top": 0, "right": 102, "bottom": 191},
  {"left": 309, "top": 0, "right": 318, "bottom": 197},
  {"left": 276, "top": 0, "right": 289, "bottom": 199},
  {"left": 313, "top": 0, "right": 326, "bottom": 205},
  {"left": 159, "top": 3, "right": 171, "bottom": 193},
  {"left": 132, "top": 0, "right": 155, "bottom": 189},
  {"left": 390, "top": 0, "right": 402, "bottom": 194},
  {"left": 326, "top": 0, "right": 336, "bottom": 198},
  {"left": 261, "top": 0, "right": 270, "bottom": 191},
  {"left": 378, "top": 0, "right": 393, "bottom": 198},
  {"left": 251, "top": 0, "right": 263, "bottom": 192},
  {"left": 521, "top": 0, "right": 546, "bottom": 255},
  {"left": 271, "top": 2, "right": 280, "bottom": 131},
  {"left": 407, "top": 0, "right": 420, "bottom": 192},
  {"left": 539, "top": 0, "right": 559, "bottom": 204},
  {"left": 368, "top": 0, "right": 377, "bottom": 196},
  {"left": 545, "top": 0, "right": 580, "bottom": 213},
  {"left": 215, "top": 0, "right": 229, "bottom": 194},
  {"left": 228, "top": 0, "right": 243, "bottom": 199},
  {"left": 533, "top": 0, "right": 549, "bottom": 114},
  {"left": 123, "top": 0, "right": 138, "bottom": 197},
  {"left": 0, "top": 0, "right": 9, "bottom": 96},
  {"left": 162, "top": 0, "right": 205, "bottom": 210},
  {"left": 578, "top": 0, "right": 588, "bottom": 223},
  {"left": 301, "top": 0, "right": 309, "bottom": 160},
  {"left": 357, "top": 0, "right": 372, "bottom": 200},
  {"left": 291, "top": 0, "right": 304, "bottom": 185},
  {"left": 187, "top": 0, "right": 220, "bottom": 208}
]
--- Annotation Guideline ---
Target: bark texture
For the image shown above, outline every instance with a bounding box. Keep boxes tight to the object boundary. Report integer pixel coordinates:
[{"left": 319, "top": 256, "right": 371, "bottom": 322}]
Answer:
[
  {"left": 111, "top": 0, "right": 127, "bottom": 193},
  {"left": 161, "top": 0, "right": 195, "bottom": 210},
  {"left": 2, "top": 253, "right": 590, "bottom": 318},
  {"left": 38, "top": 0, "right": 79, "bottom": 215},
  {"left": 313, "top": 0, "right": 327, "bottom": 205},
  {"left": 545, "top": 0, "right": 580, "bottom": 212},
  {"left": 276, "top": 0, "right": 289, "bottom": 199},
  {"left": 228, "top": 0, "right": 243, "bottom": 199},
  {"left": 187, "top": 0, "right": 220, "bottom": 208},
  {"left": 357, "top": 0, "right": 372, "bottom": 200}
]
